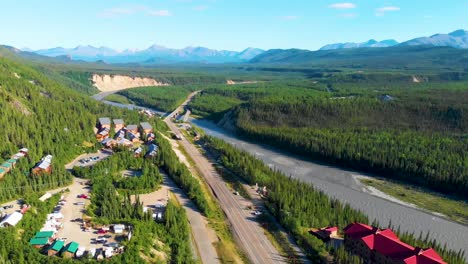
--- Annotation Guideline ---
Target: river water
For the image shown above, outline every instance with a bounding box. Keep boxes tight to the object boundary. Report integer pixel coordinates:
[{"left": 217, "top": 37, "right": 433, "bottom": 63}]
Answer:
[
  {"left": 100, "top": 99, "right": 468, "bottom": 260},
  {"left": 191, "top": 119, "right": 468, "bottom": 260}
]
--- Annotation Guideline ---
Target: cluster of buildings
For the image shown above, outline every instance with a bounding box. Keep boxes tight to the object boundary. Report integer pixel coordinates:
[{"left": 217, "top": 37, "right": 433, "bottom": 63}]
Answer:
[
  {"left": 343, "top": 223, "right": 446, "bottom": 264},
  {"left": 0, "top": 148, "right": 28, "bottom": 178},
  {"left": 96, "top": 118, "right": 158, "bottom": 158},
  {"left": 96, "top": 118, "right": 155, "bottom": 149},
  {"left": 29, "top": 231, "right": 81, "bottom": 259}
]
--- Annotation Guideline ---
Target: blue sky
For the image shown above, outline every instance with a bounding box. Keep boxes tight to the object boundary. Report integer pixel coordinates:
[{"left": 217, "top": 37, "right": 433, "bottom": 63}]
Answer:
[{"left": 0, "top": 0, "right": 467, "bottom": 51}]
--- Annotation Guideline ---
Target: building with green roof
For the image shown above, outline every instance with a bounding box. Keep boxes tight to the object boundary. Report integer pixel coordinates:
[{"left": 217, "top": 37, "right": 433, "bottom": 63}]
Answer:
[
  {"left": 34, "top": 231, "right": 54, "bottom": 239},
  {"left": 1, "top": 163, "right": 11, "bottom": 169},
  {"left": 29, "top": 237, "right": 49, "bottom": 247},
  {"left": 48, "top": 240, "right": 64, "bottom": 256},
  {"left": 63, "top": 242, "right": 79, "bottom": 258}
]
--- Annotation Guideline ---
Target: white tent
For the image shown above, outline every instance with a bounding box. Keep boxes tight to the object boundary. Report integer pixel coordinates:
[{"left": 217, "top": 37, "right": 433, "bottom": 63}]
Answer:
[
  {"left": 113, "top": 224, "right": 125, "bottom": 234},
  {"left": 39, "top": 192, "right": 52, "bottom": 202},
  {"left": 0, "top": 212, "right": 23, "bottom": 227}
]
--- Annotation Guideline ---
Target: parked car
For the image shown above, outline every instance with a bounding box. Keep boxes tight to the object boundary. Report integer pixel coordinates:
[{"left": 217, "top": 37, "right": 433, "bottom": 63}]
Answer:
[
  {"left": 78, "top": 194, "right": 89, "bottom": 199},
  {"left": 97, "top": 229, "right": 108, "bottom": 234},
  {"left": 253, "top": 210, "right": 262, "bottom": 216},
  {"left": 96, "top": 237, "right": 107, "bottom": 243},
  {"left": 75, "top": 202, "right": 85, "bottom": 205}
]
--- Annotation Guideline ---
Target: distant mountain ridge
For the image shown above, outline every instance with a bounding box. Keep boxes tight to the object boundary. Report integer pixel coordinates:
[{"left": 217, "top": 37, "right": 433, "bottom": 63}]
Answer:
[
  {"left": 320, "top": 39, "right": 399, "bottom": 50},
  {"left": 33, "top": 45, "right": 265, "bottom": 64},
  {"left": 319, "top": 29, "right": 467, "bottom": 50},
  {"left": 399, "top": 29, "right": 468, "bottom": 49}
]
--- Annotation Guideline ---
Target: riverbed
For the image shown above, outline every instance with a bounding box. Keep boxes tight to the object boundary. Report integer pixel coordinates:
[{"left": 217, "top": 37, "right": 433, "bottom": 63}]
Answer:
[{"left": 191, "top": 119, "right": 468, "bottom": 259}]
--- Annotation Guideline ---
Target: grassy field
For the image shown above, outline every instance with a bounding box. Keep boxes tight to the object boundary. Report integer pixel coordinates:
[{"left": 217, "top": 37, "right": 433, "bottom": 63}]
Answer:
[
  {"left": 361, "top": 178, "right": 468, "bottom": 225},
  {"left": 104, "top": 93, "right": 133, "bottom": 104}
]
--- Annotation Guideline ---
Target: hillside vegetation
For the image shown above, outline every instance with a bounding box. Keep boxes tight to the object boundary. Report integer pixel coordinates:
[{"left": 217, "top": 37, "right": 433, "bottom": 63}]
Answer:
[
  {"left": 250, "top": 46, "right": 468, "bottom": 72},
  {"left": 0, "top": 57, "right": 146, "bottom": 202}
]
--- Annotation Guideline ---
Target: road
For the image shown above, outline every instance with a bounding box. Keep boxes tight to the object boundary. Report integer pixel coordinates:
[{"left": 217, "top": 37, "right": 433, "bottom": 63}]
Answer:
[
  {"left": 192, "top": 119, "right": 468, "bottom": 261},
  {"left": 164, "top": 94, "right": 286, "bottom": 264}
]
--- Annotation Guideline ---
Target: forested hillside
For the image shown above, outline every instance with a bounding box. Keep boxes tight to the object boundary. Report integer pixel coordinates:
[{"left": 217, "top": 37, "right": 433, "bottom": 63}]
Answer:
[
  {"left": 0, "top": 57, "right": 141, "bottom": 202},
  {"left": 189, "top": 80, "right": 468, "bottom": 198},
  {"left": 250, "top": 46, "right": 468, "bottom": 72}
]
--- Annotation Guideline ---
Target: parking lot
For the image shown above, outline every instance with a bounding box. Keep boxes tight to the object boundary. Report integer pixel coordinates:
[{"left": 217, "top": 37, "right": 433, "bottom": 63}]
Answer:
[
  {"left": 55, "top": 178, "right": 121, "bottom": 250},
  {"left": 64, "top": 149, "right": 113, "bottom": 170}
]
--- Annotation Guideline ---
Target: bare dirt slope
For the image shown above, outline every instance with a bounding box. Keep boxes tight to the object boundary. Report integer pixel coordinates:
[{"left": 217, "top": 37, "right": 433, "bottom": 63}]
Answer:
[{"left": 92, "top": 74, "right": 169, "bottom": 92}]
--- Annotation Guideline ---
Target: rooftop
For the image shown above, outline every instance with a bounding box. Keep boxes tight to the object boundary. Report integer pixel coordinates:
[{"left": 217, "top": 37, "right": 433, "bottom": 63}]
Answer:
[
  {"left": 35, "top": 231, "right": 54, "bottom": 238},
  {"left": 113, "top": 119, "right": 124, "bottom": 125},
  {"left": 99, "top": 117, "right": 111, "bottom": 125},
  {"left": 65, "top": 241, "right": 79, "bottom": 253},
  {"left": 51, "top": 240, "right": 65, "bottom": 251},
  {"left": 127, "top": 124, "right": 138, "bottom": 131},
  {"left": 140, "top": 122, "right": 152, "bottom": 130},
  {"left": 29, "top": 237, "right": 49, "bottom": 246}
]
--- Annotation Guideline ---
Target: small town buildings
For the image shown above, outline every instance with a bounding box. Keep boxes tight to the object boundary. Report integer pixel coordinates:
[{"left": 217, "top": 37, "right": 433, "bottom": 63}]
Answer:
[
  {"left": 98, "top": 117, "right": 111, "bottom": 130},
  {"left": 310, "top": 226, "right": 339, "bottom": 241},
  {"left": 343, "top": 223, "right": 446, "bottom": 264},
  {"left": 6, "top": 159, "right": 17, "bottom": 167},
  {"left": 0, "top": 212, "right": 23, "bottom": 227},
  {"left": 126, "top": 124, "right": 138, "bottom": 134},
  {"left": 29, "top": 237, "right": 50, "bottom": 249},
  {"left": 48, "top": 240, "right": 64, "bottom": 256},
  {"left": 96, "top": 127, "right": 110, "bottom": 141},
  {"left": 29, "top": 231, "right": 55, "bottom": 248},
  {"left": 113, "top": 119, "right": 125, "bottom": 131},
  {"left": 101, "top": 138, "right": 116, "bottom": 148},
  {"left": 128, "top": 132, "right": 141, "bottom": 143},
  {"left": 19, "top": 148, "right": 29, "bottom": 155},
  {"left": 134, "top": 147, "right": 143, "bottom": 157},
  {"left": 146, "top": 133, "right": 155, "bottom": 143},
  {"left": 114, "top": 129, "right": 126, "bottom": 140},
  {"left": 0, "top": 162, "right": 12, "bottom": 173},
  {"left": 140, "top": 122, "right": 153, "bottom": 134},
  {"left": 63, "top": 242, "right": 79, "bottom": 258},
  {"left": 32, "top": 155, "right": 53, "bottom": 175},
  {"left": 145, "top": 144, "right": 159, "bottom": 158}
]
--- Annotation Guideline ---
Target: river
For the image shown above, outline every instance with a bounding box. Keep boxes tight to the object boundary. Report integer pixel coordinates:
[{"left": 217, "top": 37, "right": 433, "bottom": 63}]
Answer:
[
  {"left": 99, "top": 99, "right": 468, "bottom": 261},
  {"left": 191, "top": 119, "right": 468, "bottom": 260}
]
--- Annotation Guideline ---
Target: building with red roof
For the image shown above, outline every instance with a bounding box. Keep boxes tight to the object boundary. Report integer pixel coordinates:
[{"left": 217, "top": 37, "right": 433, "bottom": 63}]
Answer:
[{"left": 343, "top": 223, "right": 446, "bottom": 264}]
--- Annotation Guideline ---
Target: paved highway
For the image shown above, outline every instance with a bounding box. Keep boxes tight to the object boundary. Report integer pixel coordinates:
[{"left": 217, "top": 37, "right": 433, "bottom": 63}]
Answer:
[
  {"left": 192, "top": 119, "right": 468, "bottom": 262},
  {"left": 164, "top": 93, "right": 286, "bottom": 264}
]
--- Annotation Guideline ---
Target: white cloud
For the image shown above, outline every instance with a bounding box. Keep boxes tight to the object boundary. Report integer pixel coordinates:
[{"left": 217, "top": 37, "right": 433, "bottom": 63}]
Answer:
[
  {"left": 99, "top": 6, "right": 172, "bottom": 18},
  {"left": 193, "top": 5, "right": 209, "bottom": 11},
  {"left": 328, "top": 3, "right": 357, "bottom": 9},
  {"left": 280, "top": 15, "right": 299, "bottom": 20},
  {"left": 376, "top": 6, "right": 400, "bottom": 16},
  {"left": 148, "top": 10, "right": 172, "bottom": 16},
  {"left": 339, "top": 13, "right": 358, "bottom": 18}
]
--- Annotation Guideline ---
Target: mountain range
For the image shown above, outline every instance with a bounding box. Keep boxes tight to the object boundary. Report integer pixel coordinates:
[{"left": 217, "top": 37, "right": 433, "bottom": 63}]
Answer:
[
  {"left": 33, "top": 45, "right": 264, "bottom": 64},
  {"left": 319, "top": 29, "right": 467, "bottom": 50},
  {"left": 320, "top": 39, "right": 399, "bottom": 50},
  {"left": 18, "top": 29, "right": 468, "bottom": 64}
]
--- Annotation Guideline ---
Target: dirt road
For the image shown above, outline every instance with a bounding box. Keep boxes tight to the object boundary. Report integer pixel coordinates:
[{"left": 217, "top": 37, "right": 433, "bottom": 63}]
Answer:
[{"left": 164, "top": 94, "right": 285, "bottom": 264}]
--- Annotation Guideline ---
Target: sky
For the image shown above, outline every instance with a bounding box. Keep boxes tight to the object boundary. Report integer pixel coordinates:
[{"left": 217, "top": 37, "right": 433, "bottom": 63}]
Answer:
[{"left": 0, "top": 0, "right": 467, "bottom": 51}]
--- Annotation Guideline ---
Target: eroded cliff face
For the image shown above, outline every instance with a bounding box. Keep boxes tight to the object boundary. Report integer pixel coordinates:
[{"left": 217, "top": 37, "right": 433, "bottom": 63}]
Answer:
[{"left": 92, "top": 74, "right": 169, "bottom": 92}]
